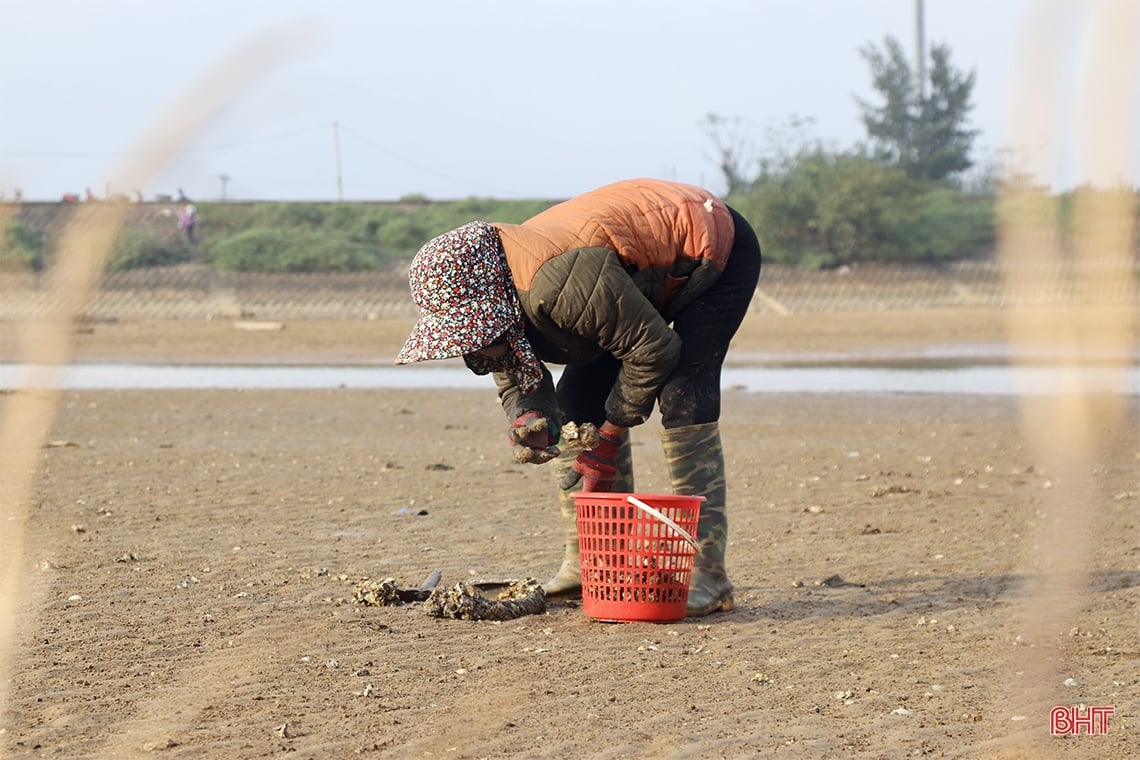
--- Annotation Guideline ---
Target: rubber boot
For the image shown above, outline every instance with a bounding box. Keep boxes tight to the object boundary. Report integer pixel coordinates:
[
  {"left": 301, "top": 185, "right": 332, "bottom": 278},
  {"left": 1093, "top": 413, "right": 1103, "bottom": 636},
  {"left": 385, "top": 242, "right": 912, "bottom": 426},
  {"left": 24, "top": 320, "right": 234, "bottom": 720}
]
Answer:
[
  {"left": 661, "top": 422, "right": 734, "bottom": 616},
  {"left": 542, "top": 431, "right": 634, "bottom": 597}
]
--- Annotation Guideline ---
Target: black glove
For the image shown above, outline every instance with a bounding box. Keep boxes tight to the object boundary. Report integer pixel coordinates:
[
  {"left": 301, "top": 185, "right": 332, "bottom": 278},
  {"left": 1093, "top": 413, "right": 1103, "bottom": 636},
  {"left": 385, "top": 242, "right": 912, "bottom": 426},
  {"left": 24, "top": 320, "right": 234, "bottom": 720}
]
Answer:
[
  {"left": 559, "top": 429, "right": 622, "bottom": 492},
  {"left": 508, "top": 412, "right": 559, "bottom": 464}
]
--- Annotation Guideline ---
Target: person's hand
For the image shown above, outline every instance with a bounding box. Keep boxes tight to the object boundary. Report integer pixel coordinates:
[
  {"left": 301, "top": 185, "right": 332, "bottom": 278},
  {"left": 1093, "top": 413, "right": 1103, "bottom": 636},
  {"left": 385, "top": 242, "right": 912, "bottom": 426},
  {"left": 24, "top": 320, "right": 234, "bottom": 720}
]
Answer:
[
  {"left": 509, "top": 412, "right": 559, "bottom": 464},
  {"left": 559, "top": 429, "right": 622, "bottom": 492}
]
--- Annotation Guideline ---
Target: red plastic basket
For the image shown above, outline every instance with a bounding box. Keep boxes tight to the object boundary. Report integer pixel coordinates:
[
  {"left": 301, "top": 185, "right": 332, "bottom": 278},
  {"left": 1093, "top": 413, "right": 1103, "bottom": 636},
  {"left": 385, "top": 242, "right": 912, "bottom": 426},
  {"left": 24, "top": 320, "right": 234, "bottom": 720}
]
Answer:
[{"left": 574, "top": 492, "right": 704, "bottom": 623}]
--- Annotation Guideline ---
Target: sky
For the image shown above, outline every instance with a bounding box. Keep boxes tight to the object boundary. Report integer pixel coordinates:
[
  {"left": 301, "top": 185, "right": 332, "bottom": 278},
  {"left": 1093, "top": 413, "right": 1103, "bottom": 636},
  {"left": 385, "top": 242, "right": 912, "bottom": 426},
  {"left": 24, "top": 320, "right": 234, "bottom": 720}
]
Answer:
[{"left": 0, "top": 0, "right": 1136, "bottom": 202}]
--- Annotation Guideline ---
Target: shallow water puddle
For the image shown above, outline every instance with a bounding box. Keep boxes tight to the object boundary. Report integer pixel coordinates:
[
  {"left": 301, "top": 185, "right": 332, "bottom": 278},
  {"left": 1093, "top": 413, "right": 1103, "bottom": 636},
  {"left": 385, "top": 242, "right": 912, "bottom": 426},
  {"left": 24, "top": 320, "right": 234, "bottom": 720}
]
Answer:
[{"left": 2, "top": 362, "right": 1137, "bottom": 395}]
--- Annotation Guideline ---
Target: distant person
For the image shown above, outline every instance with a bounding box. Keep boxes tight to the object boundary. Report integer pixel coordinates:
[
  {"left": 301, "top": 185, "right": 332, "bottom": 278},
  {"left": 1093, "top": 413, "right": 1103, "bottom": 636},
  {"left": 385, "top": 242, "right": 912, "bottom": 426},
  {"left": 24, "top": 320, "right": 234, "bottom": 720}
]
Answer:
[
  {"left": 178, "top": 202, "right": 198, "bottom": 244},
  {"left": 395, "top": 178, "right": 762, "bottom": 616}
]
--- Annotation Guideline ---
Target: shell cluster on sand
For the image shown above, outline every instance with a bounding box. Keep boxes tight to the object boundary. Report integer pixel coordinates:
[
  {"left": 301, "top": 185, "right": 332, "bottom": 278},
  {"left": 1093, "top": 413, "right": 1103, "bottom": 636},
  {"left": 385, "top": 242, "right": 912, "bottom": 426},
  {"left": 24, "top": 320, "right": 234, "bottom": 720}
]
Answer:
[
  {"left": 423, "top": 579, "right": 546, "bottom": 621},
  {"left": 353, "top": 576, "right": 547, "bottom": 621}
]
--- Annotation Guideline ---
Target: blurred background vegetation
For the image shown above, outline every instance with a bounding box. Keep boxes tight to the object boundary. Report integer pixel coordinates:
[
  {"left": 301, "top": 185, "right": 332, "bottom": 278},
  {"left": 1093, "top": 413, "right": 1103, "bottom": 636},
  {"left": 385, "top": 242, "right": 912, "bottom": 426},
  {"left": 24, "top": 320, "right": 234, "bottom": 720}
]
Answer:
[
  {"left": 3, "top": 35, "right": 1137, "bottom": 275},
  {"left": 4, "top": 185, "right": 1137, "bottom": 276}
]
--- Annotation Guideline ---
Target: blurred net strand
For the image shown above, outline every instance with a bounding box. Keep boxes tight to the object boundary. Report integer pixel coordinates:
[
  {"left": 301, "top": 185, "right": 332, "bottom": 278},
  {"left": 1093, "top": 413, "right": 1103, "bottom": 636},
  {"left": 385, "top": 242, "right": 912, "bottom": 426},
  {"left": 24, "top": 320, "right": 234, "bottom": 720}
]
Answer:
[
  {"left": 0, "top": 19, "right": 314, "bottom": 735},
  {"left": 994, "top": 0, "right": 1138, "bottom": 752}
]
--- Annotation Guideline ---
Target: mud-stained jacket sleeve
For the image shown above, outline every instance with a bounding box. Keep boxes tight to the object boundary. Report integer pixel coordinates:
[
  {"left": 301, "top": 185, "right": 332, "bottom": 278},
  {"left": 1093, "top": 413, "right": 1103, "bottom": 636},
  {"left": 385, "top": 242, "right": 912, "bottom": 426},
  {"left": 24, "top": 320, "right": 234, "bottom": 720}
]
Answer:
[
  {"left": 530, "top": 248, "right": 681, "bottom": 427},
  {"left": 492, "top": 364, "right": 562, "bottom": 429}
]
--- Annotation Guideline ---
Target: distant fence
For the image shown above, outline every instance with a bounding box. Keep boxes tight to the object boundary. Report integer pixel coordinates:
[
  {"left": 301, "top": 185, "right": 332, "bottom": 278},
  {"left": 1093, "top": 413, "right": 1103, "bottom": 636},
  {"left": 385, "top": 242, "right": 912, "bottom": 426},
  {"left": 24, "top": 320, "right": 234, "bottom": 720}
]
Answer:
[{"left": 2, "top": 260, "right": 1137, "bottom": 321}]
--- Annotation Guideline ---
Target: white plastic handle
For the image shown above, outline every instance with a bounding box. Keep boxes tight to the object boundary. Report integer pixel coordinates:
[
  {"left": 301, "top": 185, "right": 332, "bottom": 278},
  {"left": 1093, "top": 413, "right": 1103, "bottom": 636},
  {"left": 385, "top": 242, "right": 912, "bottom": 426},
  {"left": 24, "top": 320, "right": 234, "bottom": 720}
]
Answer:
[{"left": 625, "top": 495, "right": 700, "bottom": 553}]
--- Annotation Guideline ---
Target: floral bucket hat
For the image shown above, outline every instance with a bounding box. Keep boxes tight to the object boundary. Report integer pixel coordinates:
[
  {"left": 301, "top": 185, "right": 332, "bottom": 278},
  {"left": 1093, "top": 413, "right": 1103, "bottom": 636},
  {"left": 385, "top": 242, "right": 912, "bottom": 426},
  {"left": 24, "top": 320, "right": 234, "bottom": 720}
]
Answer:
[{"left": 396, "top": 221, "right": 543, "bottom": 392}]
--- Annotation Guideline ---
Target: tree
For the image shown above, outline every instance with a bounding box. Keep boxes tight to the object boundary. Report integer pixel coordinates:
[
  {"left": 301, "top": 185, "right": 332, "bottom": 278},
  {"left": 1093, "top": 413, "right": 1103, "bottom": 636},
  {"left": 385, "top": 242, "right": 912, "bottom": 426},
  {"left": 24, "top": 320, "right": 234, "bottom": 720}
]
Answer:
[
  {"left": 743, "top": 148, "right": 924, "bottom": 268},
  {"left": 856, "top": 36, "right": 979, "bottom": 184},
  {"left": 701, "top": 113, "right": 820, "bottom": 197},
  {"left": 700, "top": 113, "right": 755, "bottom": 196}
]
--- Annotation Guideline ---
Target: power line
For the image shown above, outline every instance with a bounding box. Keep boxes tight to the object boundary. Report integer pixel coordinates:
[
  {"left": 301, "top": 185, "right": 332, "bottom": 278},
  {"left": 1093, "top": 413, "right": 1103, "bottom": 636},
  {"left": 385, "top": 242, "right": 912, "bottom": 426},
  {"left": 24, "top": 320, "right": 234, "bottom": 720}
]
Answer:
[
  {"left": 335, "top": 122, "right": 478, "bottom": 190},
  {"left": 0, "top": 125, "right": 331, "bottom": 159}
]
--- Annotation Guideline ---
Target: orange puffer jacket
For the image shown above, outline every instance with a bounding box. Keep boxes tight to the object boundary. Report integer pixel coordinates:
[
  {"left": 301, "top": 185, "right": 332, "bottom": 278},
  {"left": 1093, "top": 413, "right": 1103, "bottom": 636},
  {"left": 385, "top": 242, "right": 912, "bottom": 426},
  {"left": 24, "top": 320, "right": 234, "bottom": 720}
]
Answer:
[
  {"left": 489, "top": 178, "right": 737, "bottom": 428},
  {"left": 496, "top": 178, "right": 734, "bottom": 289}
]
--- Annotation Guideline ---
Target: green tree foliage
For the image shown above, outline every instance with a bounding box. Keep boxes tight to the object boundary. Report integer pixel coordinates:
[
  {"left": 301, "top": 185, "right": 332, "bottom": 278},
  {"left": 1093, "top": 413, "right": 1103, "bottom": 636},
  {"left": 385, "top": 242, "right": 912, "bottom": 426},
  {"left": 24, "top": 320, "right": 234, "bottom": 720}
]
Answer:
[
  {"left": 108, "top": 228, "right": 192, "bottom": 271},
  {"left": 185, "top": 198, "right": 560, "bottom": 271},
  {"left": 0, "top": 220, "right": 46, "bottom": 271},
  {"left": 736, "top": 150, "right": 919, "bottom": 268},
  {"left": 906, "top": 187, "right": 995, "bottom": 261},
  {"left": 201, "top": 228, "right": 381, "bottom": 272},
  {"left": 733, "top": 147, "right": 994, "bottom": 268},
  {"left": 701, "top": 34, "right": 992, "bottom": 269},
  {"left": 857, "top": 36, "right": 979, "bottom": 183}
]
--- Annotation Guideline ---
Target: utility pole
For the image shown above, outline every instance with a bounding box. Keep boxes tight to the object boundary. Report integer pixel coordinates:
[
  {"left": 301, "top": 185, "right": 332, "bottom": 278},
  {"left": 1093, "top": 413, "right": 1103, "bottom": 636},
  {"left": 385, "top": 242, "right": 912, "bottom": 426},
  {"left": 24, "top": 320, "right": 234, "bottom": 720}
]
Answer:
[
  {"left": 332, "top": 121, "right": 344, "bottom": 201},
  {"left": 219, "top": 174, "right": 230, "bottom": 201},
  {"left": 915, "top": 0, "right": 927, "bottom": 103}
]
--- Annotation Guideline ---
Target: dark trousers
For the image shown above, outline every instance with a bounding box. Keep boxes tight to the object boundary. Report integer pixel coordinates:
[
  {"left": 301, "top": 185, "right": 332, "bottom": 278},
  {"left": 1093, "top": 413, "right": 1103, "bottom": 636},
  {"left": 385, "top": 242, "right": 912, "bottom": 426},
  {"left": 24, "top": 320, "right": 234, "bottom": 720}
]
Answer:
[{"left": 556, "top": 207, "right": 762, "bottom": 429}]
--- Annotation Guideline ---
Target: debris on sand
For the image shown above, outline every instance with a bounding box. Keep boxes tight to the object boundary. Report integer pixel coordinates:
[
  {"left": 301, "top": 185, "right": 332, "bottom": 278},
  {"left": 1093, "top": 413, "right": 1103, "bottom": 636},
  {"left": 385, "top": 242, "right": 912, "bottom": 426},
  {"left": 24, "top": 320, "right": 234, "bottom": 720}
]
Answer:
[
  {"left": 352, "top": 572, "right": 546, "bottom": 621},
  {"left": 424, "top": 579, "right": 546, "bottom": 621},
  {"left": 353, "top": 570, "right": 442, "bottom": 606}
]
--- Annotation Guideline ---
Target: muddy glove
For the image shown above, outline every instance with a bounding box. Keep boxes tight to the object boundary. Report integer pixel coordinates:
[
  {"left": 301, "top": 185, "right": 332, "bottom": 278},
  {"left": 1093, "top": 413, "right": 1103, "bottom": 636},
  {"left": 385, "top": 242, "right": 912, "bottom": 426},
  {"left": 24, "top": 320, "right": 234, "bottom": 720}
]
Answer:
[
  {"left": 508, "top": 412, "right": 560, "bottom": 464},
  {"left": 559, "top": 429, "right": 622, "bottom": 492}
]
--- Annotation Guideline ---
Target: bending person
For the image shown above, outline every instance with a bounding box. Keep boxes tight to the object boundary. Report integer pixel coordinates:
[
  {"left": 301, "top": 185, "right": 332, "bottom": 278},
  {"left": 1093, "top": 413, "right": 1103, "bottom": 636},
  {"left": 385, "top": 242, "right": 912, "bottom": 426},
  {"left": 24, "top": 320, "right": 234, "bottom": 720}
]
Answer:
[{"left": 396, "top": 178, "right": 762, "bottom": 616}]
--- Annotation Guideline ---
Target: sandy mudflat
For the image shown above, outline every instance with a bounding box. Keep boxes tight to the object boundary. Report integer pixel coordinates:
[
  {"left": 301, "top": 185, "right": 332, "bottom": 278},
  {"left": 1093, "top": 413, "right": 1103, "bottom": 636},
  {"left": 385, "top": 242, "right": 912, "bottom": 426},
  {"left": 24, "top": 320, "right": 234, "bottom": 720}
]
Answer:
[{"left": 1, "top": 309, "right": 1137, "bottom": 758}]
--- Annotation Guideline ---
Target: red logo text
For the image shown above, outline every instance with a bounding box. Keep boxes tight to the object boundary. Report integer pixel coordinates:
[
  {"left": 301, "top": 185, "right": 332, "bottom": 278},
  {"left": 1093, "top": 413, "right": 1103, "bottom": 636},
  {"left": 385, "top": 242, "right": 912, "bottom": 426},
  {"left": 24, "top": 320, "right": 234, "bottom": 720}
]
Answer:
[{"left": 1050, "top": 705, "right": 1114, "bottom": 736}]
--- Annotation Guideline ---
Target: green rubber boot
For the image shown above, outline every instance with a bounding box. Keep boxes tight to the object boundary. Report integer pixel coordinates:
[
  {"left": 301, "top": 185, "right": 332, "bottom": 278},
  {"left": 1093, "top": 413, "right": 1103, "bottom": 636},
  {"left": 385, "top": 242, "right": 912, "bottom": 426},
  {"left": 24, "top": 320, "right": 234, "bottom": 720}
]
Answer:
[
  {"left": 542, "top": 431, "right": 634, "bottom": 597},
  {"left": 661, "top": 422, "right": 734, "bottom": 616}
]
